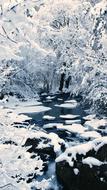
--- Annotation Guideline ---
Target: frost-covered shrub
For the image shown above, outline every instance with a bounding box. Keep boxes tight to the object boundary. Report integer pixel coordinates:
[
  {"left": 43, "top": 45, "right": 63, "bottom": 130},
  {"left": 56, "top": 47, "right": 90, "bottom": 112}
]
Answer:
[{"left": 37, "top": 0, "right": 107, "bottom": 112}]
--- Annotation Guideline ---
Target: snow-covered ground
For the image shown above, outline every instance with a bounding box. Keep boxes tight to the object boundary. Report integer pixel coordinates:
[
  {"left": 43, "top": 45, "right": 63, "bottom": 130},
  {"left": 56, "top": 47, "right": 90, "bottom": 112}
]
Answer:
[
  {"left": 55, "top": 102, "right": 78, "bottom": 109},
  {"left": 0, "top": 98, "right": 64, "bottom": 189}
]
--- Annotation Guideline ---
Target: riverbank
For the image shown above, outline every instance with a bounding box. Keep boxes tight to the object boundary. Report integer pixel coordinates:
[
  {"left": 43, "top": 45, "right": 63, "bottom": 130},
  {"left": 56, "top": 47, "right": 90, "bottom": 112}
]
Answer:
[{"left": 0, "top": 94, "right": 107, "bottom": 189}]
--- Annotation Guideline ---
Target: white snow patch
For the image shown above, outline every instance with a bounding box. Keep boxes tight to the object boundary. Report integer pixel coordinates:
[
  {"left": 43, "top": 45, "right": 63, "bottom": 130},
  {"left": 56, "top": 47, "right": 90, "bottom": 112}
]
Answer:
[
  {"left": 82, "top": 157, "right": 103, "bottom": 168},
  {"left": 44, "top": 123, "right": 85, "bottom": 134},
  {"left": 83, "top": 114, "right": 96, "bottom": 120},
  {"left": 58, "top": 98, "right": 63, "bottom": 101},
  {"left": 60, "top": 114, "right": 79, "bottom": 119},
  {"left": 15, "top": 105, "right": 51, "bottom": 114},
  {"left": 43, "top": 115, "right": 55, "bottom": 120},
  {"left": 49, "top": 133, "right": 65, "bottom": 152},
  {"left": 55, "top": 102, "right": 78, "bottom": 109},
  {"left": 56, "top": 142, "right": 94, "bottom": 167},
  {"left": 56, "top": 137, "right": 107, "bottom": 167},
  {"left": 81, "top": 131, "right": 101, "bottom": 139},
  {"left": 34, "top": 179, "right": 51, "bottom": 190},
  {"left": 65, "top": 119, "right": 81, "bottom": 125},
  {"left": 65, "top": 100, "right": 77, "bottom": 104},
  {"left": 24, "top": 130, "right": 65, "bottom": 153},
  {"left": 74, "top": 168, "right": 79, "bottom": 175},
  {"left": 0, "top": 144, "right": 44, "bottom": 188},
  {"left": 57, "top": 123, "right": 85, "bottom": 134},
  {"left": 84, "top": 118, "right": 107, "bottom": 129},
  {"left": 0, "top": 107, "right": 31, "bottom": 126},
  {"left": 43, "top": 123, "right": 63, "bottom": 129},
  {"left": 46, "top": 96, "right": 55, "bottom": 100}
]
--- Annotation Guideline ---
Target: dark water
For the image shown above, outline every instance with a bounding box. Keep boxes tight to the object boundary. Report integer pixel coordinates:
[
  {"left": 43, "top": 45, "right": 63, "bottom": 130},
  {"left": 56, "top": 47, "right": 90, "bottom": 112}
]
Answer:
[
  {"left": 16, "top": 93, "right": 106, "bottom": 190},
  {"left": 27, "top": 93, "right": 86, "bottom": 129},
  {"left": 25, "top": 93, "right": 88, "bottom": 190}
]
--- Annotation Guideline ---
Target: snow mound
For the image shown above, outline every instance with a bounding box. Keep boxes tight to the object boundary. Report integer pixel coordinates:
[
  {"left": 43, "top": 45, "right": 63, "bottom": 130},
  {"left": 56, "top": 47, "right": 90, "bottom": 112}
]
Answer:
[
  {"left": 56, "top": 137, "right": 107, "bottom": 167},
  {"left": 84, "top": 118, "right": 107, "bottom": 129},
  {"left": 81, "top": 131, "right": 101, "bottom": 139},
  {"left": 55, "top": 102, "right": 78, "bottom": 109},
  {"left": 43, "top": 115, "right": 55, "bottom": 120},
  {"left": 82, "top": 157, "right": 103, "bottom": 168},
  {"left": 60, "top": 114, "right": 79, "bottom": 119},
  {"left": 65, "top": 119, "right": 81, "bottom": 125},
  {"left": 56, "top": 123, "right": 85, "bottom": 134}
]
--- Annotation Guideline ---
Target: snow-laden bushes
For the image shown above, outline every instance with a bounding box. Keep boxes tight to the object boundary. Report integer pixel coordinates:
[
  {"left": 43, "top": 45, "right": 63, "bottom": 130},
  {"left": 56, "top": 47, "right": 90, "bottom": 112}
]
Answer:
[
  {"left": 37, "top": 0, "right": 107, "bottom": 112},
  {"left": 0, "top": 0, "right": 58, "bottom": 97}
]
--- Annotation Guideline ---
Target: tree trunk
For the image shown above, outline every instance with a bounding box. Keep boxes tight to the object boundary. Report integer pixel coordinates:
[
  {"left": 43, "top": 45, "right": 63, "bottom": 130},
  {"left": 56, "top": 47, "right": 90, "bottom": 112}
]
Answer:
[
  {"left": 59, "top": 73, "right": 65, "bottom": 92},
  {"left": 65, "top": 76, "right": 71, "bottom": 89}
]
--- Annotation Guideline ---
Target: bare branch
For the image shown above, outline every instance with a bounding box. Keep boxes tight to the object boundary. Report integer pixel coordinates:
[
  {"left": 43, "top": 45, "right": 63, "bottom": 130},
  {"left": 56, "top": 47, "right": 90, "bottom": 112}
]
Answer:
[
  {"left": 2, "top": 26, "right": 17, "bottom": 44},
  {"left": 0, "top": 5, "right": 3, "bottom": 16}
]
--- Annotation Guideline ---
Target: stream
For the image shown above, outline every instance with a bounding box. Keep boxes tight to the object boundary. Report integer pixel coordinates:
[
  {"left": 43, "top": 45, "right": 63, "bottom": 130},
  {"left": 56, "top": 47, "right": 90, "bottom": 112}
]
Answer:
[
  {"left": 24, "top": 93, "right": 88, "bottom": 190},
  {"left": 0, "top": 93, "right": 106, "bottom": 190},
  {"left": 27, "top": 93, "right": 86, "bottom": 127}
]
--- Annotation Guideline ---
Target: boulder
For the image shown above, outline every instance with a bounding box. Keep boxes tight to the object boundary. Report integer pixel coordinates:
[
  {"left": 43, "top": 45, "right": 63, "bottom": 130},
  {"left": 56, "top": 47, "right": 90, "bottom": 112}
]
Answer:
[
  {"left": 56, "top": 161, "right": 107, "bottom": 190},
  {"left": 56, "top": 138, "right": 107, "bottom": 190},
  {"left": 24, "top": 137, "right": 56, "bottom": 159}
]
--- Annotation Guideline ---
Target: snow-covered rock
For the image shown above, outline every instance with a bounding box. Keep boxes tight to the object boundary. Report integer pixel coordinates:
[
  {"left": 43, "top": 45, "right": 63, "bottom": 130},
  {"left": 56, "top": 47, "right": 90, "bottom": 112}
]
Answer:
[
  {"left": 84, "top": 118, "right": 107, "bottom": 130},
  {"left": 82, "top": 157, "right": 103, "bottom": 168},
  {"left": 60, "top": 114, "right": 79, "bottom": 119},
  {"left": 54, "top": 123, "right": 85, "bottom": 134},
  {"left": 81, "top": 131, "right": 101, "bottom": 139},
  {"left": 56, "top": 137, "right": 107, "bottom": 190},
  {"left": 65, "top": 119, "right": 81, "bottom": 125},
  {"left": 43, "top": 115, "right": 55, "bottom": 120},
  {"left": 55, "top": 102, "right": 78, "bottom": 109}
]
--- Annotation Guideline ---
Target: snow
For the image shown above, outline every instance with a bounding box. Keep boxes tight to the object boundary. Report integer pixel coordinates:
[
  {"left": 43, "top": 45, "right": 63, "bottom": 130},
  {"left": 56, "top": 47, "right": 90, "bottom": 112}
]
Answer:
[
  {"left": 73, "top": 168, "right": 79, "bottom": 175},
  {"left": 28, "top": 131, "right": 65, "bottom": 153},
  {"left": 0, "top": 96, "right": 41, "bottom": 109},
  {"left": 56, "top": 142, "right": 94, "bottom": 167},
  {"left": 0, "top": 143, "right": 44, "bottom": 189},
  {"left": 65, "top": 119, "right": 81, "bottom": 125},
  {"left": 65, "top": 100, "right": 77, "bottom": 104},
  {"left": 44, "top": 100, "right": 52, "bottom": 103},
  {"left": 44, "top": 122, "right": 85, "bottom": 134},
  {"left": 49, "top": 133, "right": 65, "bottom": 153},
  {"left": 55, "top": 102, "right": 78, "bottom": 109},
  {"left": 0, "top": 44, "right": 22, "bottom": 61},
  {"left": 0, "top": 0, "right": 107, "bottom": 188},
  {"left": 81, "top": 131, "right": 101, "bottom": 139},
  {"left": 0, "top": 98, "right": 52, "bottom": 125},
  {"left": 0, "top": 0, "right": 106, "bottom": 110},
  {"left": 60, "top": 114, "right": 79, "bottom": 119},
  {"left": 43, "top": 123, "right": 62, "bottom": 129},
  {"left": 57, "top": 123, "right": 85, "bottom": 134},
  {"left": 0, "top": 101, "right": 67, "bottom": 189},
  {"left": 82, "top": 157, "right": 103, "bottom": 168},
  {"left": 46, "top": 96, "right": 55, "bottom": 100},
  {"left": 84, "top": 118, "right": 107, "bottom": 129},
  {"left": 0, "top": 96, "right": 107, "bottom": 189},
  {"left": 15, "top": 105, "right": 51, "bottom": 114},
  {"left": 43, "top": 115, "right": 55, "bottom": 120},
  {"left": 34, "top": 179, "right": 51, "bottom": 190},
  {"left": 83, "top": 114, "right": 96, "bottom": 120},
  {"left": 57, "top": 98, "right": 63, "bottom": 101},
  {"left": 0, "top": 107, "right": 31, "bottom": 126},
  {"left": 56, "top": 137, "right": 107, "bottom": 167}
]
